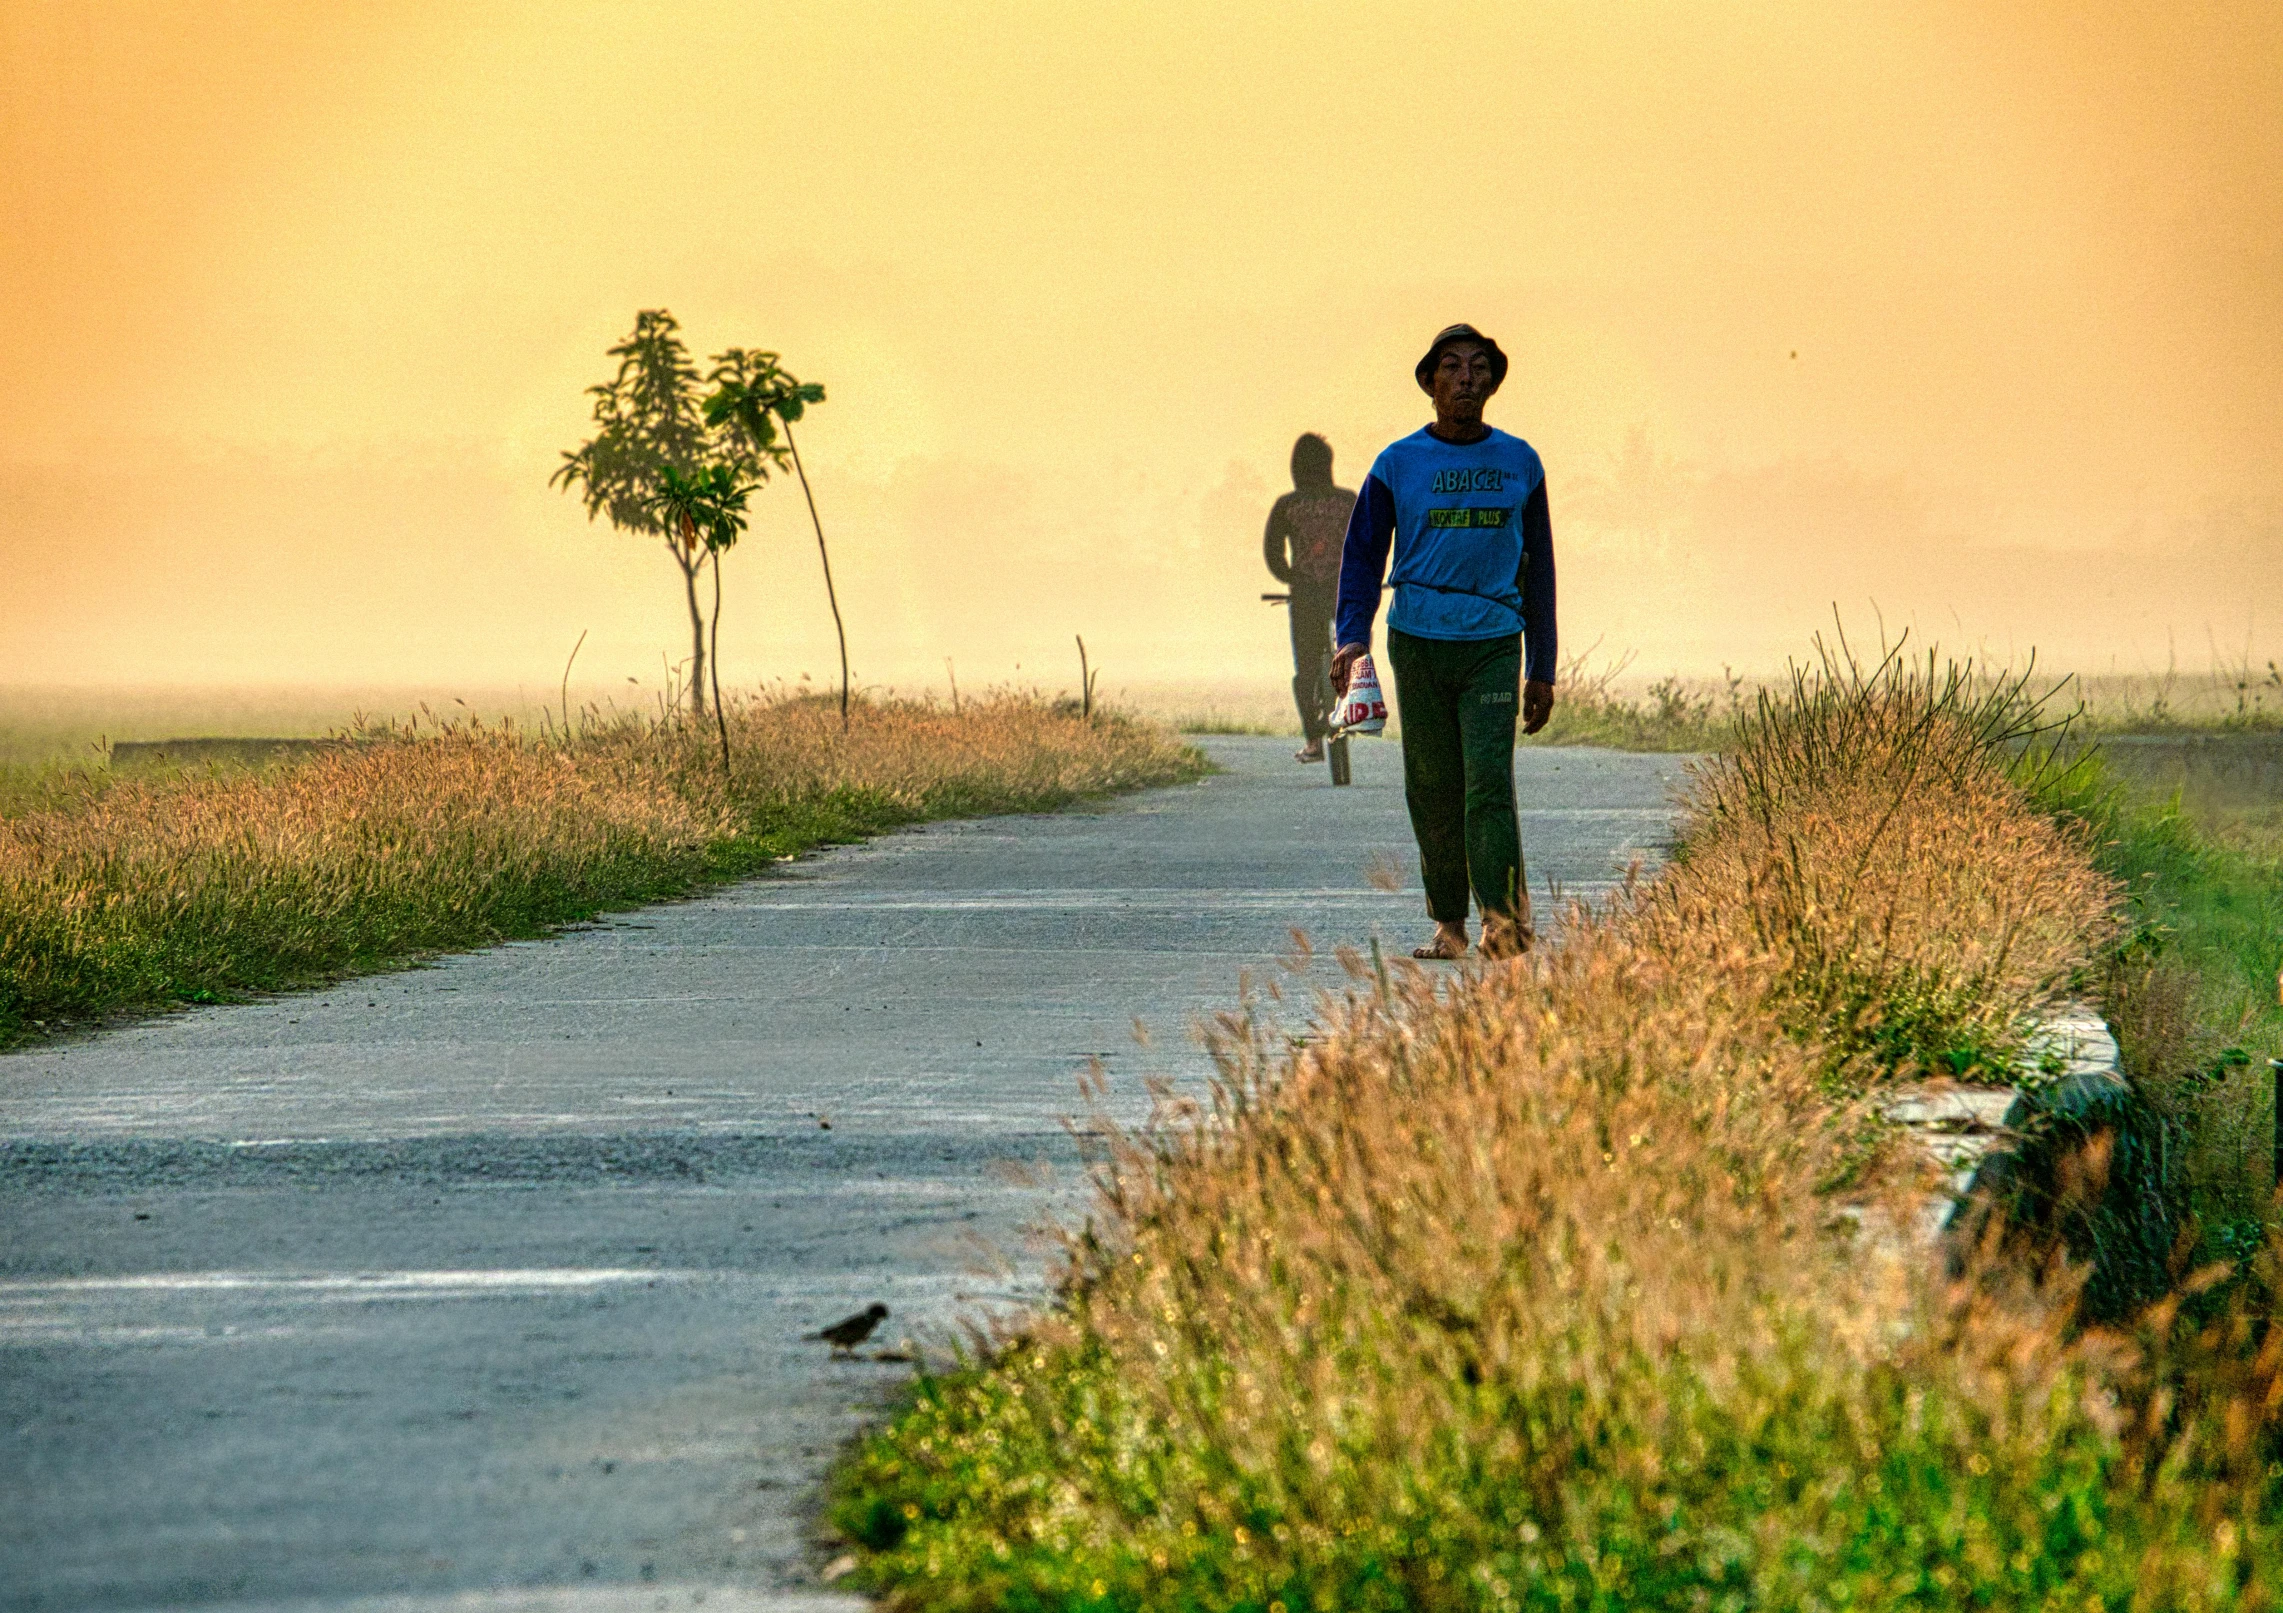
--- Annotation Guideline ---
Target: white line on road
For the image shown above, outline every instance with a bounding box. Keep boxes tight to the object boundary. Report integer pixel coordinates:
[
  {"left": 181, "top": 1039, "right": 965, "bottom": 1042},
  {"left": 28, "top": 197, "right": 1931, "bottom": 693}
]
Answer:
[
  {"left": 106, "top": 1591, "right": 868, "bottom": 1613},
  {"left": 0, "top": 1269, "right": 702, "bottom": 1345},
  {"left": 0, "top": 1268, "right": 691, "bottom": 1299}
]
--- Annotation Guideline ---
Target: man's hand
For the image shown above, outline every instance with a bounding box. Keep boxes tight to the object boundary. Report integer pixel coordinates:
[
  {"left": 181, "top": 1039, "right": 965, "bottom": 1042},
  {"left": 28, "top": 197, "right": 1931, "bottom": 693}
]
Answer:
[
  {"left": 1522, "top": 678, "right": 1555, "bottom": 735},
  {"left": 1330, "top": 643, "right": 1367, "bottom": 695}
]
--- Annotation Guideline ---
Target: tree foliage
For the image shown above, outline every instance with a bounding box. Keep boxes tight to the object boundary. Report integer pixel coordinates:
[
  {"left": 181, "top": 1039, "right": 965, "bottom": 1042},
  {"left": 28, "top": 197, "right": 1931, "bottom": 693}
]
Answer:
[
  {"left": 703, "top": 347, "right": 823, "bottom": 457},
  {"left": 646, "top": 463, "right": 757, "bottom": 559},
  {"left": 705, "top": 350, "right": 847, "bottom": 727},
  {"left": 550, "top": 311, "right": 829, "bottom": 720},
  {"left": 551, "top": 310, "right": 721, "bottom": 536}
]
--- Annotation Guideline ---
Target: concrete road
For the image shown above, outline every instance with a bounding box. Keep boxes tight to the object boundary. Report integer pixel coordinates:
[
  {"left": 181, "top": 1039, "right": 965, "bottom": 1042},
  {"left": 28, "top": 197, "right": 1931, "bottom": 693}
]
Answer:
[{"left": 0, "top": 736, "right": 1691, "bottom": 1612}]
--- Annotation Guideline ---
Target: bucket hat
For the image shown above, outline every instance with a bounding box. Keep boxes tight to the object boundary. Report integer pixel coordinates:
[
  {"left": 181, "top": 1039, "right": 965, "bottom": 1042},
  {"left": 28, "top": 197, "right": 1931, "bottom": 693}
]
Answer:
[{"left": 1415, "top": 323, "right": 1509, "bottom": 390}]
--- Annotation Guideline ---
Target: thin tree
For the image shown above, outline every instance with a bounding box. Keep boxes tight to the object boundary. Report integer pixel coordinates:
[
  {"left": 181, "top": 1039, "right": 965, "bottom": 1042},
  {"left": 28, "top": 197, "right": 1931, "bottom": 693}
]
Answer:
[
  {"left": 704, "top": 353, "right": 848, "bottom": 728},
  {"left": 554, "top": 312, "right": 778, "bottom": 716},
  {"left": 646, "top": 464, "right": 757, "bottom": 771}
]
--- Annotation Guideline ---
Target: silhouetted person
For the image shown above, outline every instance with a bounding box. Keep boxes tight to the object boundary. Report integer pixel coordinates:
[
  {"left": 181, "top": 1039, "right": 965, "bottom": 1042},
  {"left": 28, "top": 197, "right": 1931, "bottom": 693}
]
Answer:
[
  {"left": 1332, "top": 324, "right": 1557, "bottom": 960},
  {"left": 1263, "top": 433, "right": 1356, "bottom": 762}
]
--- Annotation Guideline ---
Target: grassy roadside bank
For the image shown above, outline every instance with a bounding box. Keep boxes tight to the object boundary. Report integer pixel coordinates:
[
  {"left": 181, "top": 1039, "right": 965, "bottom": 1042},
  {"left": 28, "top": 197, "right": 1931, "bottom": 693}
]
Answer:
[
  {"left": 2062, "top": 746, "right": 2283, "bottom": 1263},
  {"left": 0, "top": 694, "right": 1205, "bottom": 1048},
  {"left": 1543, "top": 661, "right": 2282, "bottom": 1256},
  {"left": 828, "top": 647, "right": 2283, "bottom": 1611}
]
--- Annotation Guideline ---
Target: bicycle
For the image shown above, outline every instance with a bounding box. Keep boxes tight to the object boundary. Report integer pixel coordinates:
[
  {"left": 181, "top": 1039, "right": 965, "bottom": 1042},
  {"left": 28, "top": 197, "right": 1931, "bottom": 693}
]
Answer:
[{"left": 1262, "top": 592, "right": 1352, "bottom": 786}]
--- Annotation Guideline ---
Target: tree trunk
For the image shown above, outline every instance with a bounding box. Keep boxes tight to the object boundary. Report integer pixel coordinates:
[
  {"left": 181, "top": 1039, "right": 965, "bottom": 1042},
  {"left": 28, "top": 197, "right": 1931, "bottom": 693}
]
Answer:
[
  {"left": 708, "top": 549, "right": 730, "bottom": 773},
  {"left": 674, "top": 537, "right": 707, "bottom": 717},
  {"left": 781, "top": 422, "right": 850, "bottom": 730}
]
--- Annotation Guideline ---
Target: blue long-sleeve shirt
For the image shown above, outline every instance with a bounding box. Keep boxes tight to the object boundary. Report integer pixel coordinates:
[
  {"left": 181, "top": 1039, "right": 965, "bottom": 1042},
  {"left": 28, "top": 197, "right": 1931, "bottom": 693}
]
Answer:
[{"left": 1334, "top": 426, "right": 1558, "bottom": 684}]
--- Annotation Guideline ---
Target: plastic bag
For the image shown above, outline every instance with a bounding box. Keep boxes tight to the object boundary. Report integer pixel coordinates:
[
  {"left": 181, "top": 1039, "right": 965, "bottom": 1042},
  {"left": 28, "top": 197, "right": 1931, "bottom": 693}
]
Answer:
[{"left": 1331, "top": 653, "right": 1388, "bottom": 735}]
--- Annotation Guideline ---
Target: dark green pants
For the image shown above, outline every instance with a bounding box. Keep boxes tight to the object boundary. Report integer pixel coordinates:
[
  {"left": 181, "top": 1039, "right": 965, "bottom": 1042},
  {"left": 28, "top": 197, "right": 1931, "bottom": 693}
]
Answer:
[{"left": 1386, "top": 627, "right": 1531, "bottom": 931}]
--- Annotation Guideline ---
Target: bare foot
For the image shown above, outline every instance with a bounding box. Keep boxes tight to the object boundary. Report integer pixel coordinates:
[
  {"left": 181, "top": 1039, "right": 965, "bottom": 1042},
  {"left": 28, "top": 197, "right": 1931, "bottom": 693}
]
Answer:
[
  {"left": 1479, "top": 915, "right": 1534, "bottom": 959},
  {"left": 1411, "top": 922, "right": 1469, "bottom": 960},
  {"left": 1295, "top": 741, "right": 1324, "bottom": 763}
]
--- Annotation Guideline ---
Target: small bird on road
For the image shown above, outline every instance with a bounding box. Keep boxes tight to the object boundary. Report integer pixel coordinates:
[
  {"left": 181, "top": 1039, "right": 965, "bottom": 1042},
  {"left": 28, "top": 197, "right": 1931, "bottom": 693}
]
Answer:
[{"left": 810, "top": 1302, "right": 889, "bottom": 1354}]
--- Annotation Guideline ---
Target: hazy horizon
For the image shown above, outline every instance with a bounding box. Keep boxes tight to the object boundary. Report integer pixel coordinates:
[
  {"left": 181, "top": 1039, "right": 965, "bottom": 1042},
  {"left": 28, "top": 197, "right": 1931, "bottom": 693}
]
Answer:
[{"left": 5, "top": 2, "right": 2276, "bottom": 694}]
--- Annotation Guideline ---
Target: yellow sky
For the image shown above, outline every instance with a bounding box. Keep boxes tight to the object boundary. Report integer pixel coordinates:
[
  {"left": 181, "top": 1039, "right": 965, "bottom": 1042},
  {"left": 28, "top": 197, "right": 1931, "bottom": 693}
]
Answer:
[{"left": 3, "top": 1, "right": 2278, "bottom": 693}]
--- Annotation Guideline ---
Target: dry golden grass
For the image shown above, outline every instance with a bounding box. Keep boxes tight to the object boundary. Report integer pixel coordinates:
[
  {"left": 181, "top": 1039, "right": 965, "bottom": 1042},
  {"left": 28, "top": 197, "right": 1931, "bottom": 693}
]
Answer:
[
  {"left": 0, "top": 692, "right": 1204, "bottom": 1042},
  {"left": 833, "top": 645, "right": 2283, "bottom": 1609},
  {"left": 1650, "top": 651, "right": 2117, "bottom": 1083},
  {"left": 1051, "top": 925, "right": 1921, "bottom": 1574}
]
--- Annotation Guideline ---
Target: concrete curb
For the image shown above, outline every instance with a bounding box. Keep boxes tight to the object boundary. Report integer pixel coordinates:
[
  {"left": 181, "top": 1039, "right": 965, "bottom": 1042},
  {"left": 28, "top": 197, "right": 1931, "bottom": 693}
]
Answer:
[{"left": 1875, "top": 1002, "right": 2127, "bottom": 1246}]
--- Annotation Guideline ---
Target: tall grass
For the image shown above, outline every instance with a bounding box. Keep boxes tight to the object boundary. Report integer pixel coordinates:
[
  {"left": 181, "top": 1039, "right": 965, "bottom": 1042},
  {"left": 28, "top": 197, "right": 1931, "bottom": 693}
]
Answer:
[
  {"left": 1528, "top": 652, "right": 1743, "bottom": 753},
  {"left": 0, "top": 693, "right": 1204, "bottom": 1044},
  {"left": 831, "top": 642, "right": 2283, "bottom": 1609},
  {"left": 1654, "top": 640, "right": 2113, "bottom": 1084},
  {"left": 2076, "top": 654, "right": 2283, "bottom": 735}
]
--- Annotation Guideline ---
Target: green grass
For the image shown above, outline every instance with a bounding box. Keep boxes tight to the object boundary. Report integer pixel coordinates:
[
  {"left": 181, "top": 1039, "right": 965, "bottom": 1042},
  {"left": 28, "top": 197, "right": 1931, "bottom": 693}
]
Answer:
[
  {"left": 2037, "top": 740, "right": 2283, "bottom": 1258},
  {"left": 830, "top": 1340, "right": 2231, "bottom": 1613},
  {"left": 2107, "top": 793, "right": 2282, "bottom": 1052}
]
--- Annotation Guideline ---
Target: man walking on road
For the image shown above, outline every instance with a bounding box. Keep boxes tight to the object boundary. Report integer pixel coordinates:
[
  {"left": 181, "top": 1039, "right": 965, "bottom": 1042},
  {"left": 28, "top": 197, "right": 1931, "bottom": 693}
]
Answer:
[
  {"left": 1332, "top": 324, "right": 1556, "bottom": 959},
  {"left": 1263, "top": 433, "right": 1357, "bottom": 762}
]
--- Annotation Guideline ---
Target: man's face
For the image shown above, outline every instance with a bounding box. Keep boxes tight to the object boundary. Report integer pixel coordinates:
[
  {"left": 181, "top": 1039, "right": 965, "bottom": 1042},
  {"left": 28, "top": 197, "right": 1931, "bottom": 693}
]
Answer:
[{"left": 1428, "top": 340, "right": 1499, "bottom": 421}]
